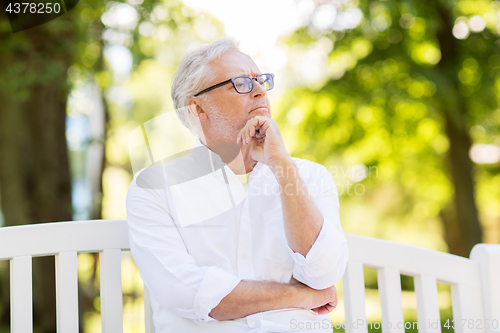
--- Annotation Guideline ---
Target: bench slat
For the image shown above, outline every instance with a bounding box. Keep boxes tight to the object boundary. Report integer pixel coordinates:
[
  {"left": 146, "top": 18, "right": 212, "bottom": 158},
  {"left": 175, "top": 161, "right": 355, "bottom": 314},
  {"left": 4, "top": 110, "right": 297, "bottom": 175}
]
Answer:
[
  {"left": 55, "top": 252, "right": 79, "bottom": 333},
  {"left": 10, "top": 255, "right": 33, "bottom": 333},
  {"left": 343, "top": 261, "right": 368, "bottom": 333},
  {"left": 378, "top": 267, "right": 405, "bottom": 333},
  {"left": 100, "top": 249, "right": 123, "bottom": 333},
  {"left": 415, "top": 275, "right": 441, "bottom": 333},
  {"left": 451, "top": 283, "right": 486, "bottom": 333}
]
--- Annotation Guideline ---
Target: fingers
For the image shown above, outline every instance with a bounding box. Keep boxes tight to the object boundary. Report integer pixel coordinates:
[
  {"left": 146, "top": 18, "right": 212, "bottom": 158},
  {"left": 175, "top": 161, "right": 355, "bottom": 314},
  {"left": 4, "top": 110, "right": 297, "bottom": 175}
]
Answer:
[
  {"left": 237, "top": 116, "right": 269, "bottom": 145},
  {"left": 311, "top": 301, "right": 338, "bottom": 315},
  {"left": 312, "top": 306, "right": 327, "bottom": 315},
  {"left": 255, "top": 128, "right": 266, "bottom": 139},
  {"left": 237, "top": 121, "right": 254, "bottom": 145},
  {"left": 325, "top": 302, "right": 336, "bottom": 312}
]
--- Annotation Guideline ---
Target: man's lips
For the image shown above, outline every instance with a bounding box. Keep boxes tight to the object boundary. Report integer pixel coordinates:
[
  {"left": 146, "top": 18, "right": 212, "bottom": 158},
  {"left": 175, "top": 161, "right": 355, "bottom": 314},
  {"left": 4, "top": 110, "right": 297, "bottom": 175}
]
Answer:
[{"left": 250, "top": 107, "right": 268, "bottom": 112}]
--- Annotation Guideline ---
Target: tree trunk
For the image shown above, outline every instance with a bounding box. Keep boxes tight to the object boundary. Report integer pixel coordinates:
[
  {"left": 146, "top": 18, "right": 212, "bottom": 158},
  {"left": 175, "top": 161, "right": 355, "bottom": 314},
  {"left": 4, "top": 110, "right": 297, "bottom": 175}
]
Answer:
[
  {"left": 435, "top": 0, "right": 483, "bottom": 256},
  {"left": 0, "top": 11, "right": 77, "bottom": 332}
]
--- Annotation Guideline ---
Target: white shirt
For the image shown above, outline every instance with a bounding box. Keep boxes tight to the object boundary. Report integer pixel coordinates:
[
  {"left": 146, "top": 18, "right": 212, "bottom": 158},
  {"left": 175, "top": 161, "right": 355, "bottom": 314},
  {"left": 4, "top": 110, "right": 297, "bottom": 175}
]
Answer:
[{"left": 126, "top": 137, "right": 349, "bottom": 333}]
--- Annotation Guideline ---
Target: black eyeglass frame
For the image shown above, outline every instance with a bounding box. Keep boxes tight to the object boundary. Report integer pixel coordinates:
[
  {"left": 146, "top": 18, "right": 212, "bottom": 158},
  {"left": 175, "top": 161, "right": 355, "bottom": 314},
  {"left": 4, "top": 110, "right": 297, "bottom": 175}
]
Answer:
[{"left": 193, "top": 73, "right": 274, "bottom": 97}]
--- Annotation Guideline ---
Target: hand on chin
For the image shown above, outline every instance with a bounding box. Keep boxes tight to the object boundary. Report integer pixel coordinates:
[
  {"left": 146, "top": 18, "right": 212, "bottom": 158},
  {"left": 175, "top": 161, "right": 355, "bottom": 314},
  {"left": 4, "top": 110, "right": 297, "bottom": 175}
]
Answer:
[{"left": 236, "top": 116, "right": 289, "bottom": 167}]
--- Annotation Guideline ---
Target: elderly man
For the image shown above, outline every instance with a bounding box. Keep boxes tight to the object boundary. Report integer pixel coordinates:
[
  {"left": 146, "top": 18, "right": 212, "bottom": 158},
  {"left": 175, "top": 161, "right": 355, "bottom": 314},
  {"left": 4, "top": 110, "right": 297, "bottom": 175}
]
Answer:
[{"left": 126, "top": 38, "right": 349, "bottom": 333}]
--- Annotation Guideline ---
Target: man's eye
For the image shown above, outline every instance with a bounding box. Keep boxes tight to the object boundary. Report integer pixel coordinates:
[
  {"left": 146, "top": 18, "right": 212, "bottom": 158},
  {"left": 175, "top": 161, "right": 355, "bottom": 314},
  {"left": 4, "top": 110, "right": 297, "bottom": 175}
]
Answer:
[{"left": 235, "top": 81, "right": 247, "bottom": 89}]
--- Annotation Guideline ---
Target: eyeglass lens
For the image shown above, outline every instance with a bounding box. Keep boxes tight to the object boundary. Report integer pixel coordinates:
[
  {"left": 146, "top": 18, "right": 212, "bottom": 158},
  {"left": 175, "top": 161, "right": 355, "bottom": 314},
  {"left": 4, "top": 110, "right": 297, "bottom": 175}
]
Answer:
[{"left": 233, "top": 74, "right": 274, "bottom": 93}]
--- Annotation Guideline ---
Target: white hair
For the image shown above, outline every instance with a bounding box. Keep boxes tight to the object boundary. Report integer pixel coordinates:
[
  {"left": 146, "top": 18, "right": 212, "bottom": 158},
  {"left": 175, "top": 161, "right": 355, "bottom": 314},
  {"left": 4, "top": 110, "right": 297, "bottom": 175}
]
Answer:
[{"left": 171, "top": 38, "right": 241, "bottom": 135}]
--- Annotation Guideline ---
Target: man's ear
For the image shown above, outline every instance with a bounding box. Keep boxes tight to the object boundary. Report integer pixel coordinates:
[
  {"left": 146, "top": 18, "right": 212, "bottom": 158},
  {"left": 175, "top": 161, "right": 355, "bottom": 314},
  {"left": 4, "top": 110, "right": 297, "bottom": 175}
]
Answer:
[{"left": 187, "top": 98, "right": 208, "bottom": 121}]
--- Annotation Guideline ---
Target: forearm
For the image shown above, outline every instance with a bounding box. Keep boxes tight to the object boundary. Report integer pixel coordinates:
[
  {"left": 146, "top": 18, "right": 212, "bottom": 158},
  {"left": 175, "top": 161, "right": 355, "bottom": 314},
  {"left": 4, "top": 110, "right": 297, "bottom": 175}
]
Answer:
[
  {"left": 208, "top": 280, "right": 300, "bottom": 321},
  {"left": 269, "top": 157, "right": 324, "bottom": 256}
]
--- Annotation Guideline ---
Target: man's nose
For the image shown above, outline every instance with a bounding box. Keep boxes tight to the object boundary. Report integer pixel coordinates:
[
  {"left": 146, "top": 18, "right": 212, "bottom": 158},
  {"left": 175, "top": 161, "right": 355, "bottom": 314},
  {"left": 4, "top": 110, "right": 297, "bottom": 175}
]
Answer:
[{"left": 250, "top": 78, "right": 267, "bottom": 98}]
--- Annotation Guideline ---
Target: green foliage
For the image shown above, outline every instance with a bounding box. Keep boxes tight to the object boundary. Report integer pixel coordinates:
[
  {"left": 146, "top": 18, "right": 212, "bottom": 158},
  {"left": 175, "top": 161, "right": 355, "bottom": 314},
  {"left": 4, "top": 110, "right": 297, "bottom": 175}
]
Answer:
[{"left": 276, "top": 0, "right": 500, "bottom": 245}]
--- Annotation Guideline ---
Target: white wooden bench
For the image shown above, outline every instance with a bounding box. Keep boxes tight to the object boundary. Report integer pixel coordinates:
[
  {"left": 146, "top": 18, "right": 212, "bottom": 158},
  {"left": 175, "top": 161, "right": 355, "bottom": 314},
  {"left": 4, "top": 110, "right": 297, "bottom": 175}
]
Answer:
[{"left": 0, "top": 219, "right": 499, "bottom": 333}]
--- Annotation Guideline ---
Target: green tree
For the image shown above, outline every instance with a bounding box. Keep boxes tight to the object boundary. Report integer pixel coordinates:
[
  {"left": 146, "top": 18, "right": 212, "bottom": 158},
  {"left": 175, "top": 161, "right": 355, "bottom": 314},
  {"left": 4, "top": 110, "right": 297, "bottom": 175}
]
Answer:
[
  {"left": 0, "top": 8, "right": 79, "bottom": 333},
  {"left": 279, "top": 0, "right": 500, "bottom": 256}
]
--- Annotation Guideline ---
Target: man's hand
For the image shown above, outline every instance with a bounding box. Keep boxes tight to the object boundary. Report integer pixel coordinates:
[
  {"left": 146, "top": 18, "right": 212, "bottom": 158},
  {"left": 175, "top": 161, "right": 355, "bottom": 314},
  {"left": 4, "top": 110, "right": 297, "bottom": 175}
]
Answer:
[
  {"left": 291, "top": 277, "right": 338, "bottom": 315},
  {"left": 236, "top": 115, "right": 289, "bottom": 167},
  {"left": 311, "top": 298, "right": 338, "bottom": 315}
]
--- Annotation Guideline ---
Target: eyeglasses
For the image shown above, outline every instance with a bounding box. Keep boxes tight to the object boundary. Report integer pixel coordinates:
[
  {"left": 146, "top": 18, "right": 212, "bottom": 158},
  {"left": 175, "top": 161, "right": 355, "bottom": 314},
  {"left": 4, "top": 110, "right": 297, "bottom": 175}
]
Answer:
[{"left": 194, "top": 73, "right": 274, "bottom": 97}]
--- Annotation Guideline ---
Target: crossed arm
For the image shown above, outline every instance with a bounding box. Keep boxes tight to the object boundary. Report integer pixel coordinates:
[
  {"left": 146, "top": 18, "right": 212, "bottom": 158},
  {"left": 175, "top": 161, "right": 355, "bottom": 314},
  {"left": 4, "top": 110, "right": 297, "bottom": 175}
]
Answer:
[{"left": 209, "top": 278, "right": 338, "bottom": 321}]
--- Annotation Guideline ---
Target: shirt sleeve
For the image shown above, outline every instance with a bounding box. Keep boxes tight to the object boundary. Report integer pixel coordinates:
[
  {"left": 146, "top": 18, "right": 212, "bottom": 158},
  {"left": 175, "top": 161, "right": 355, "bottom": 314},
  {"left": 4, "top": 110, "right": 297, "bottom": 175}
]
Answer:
[
  {"left": 285, "top": 165, "right": 349, "bottom": 290},
  {"left": 126, "top": 169, "right": 242, "bottom": 322}
]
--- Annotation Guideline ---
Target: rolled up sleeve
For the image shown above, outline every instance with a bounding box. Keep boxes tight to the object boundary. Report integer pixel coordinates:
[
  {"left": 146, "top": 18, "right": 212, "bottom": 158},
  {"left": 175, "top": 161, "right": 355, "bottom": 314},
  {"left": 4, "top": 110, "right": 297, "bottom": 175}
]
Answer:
[
  {"left": 126, "top": 170, "right": 241, "bottom": 322},
  {"left": 286, "top": 166, "right": 349, "bottom": 290}
]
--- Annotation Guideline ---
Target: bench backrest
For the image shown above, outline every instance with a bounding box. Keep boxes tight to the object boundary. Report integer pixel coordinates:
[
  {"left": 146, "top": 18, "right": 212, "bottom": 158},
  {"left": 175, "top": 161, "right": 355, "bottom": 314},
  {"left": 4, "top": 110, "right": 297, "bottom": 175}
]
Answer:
[
  {"left": 0, "top": 219, "right": 499, "bottom": 333},
  {"left": 344, "top": 235, "right": 499, "bottom": 333}
]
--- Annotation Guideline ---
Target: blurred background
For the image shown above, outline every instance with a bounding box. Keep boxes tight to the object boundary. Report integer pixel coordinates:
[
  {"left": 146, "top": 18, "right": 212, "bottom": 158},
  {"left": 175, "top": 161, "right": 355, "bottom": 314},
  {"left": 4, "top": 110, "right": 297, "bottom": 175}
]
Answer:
[{"left": 0, "top": 0, "right": 499, "bottom": 331}]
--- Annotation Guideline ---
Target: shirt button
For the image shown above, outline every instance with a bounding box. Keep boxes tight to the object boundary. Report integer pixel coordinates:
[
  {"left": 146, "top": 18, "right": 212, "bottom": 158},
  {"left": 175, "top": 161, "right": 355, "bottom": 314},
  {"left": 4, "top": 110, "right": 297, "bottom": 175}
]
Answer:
[{"left": 241, "top": 253, "right": 247, "bottom": 259}]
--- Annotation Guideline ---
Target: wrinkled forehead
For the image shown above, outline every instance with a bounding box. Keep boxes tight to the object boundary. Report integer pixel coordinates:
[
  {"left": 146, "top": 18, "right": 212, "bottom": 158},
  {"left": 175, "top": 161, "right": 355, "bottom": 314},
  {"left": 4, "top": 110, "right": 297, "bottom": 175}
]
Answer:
[{"left": 206, "top": 50, "right": 261, "bottom": 84}]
